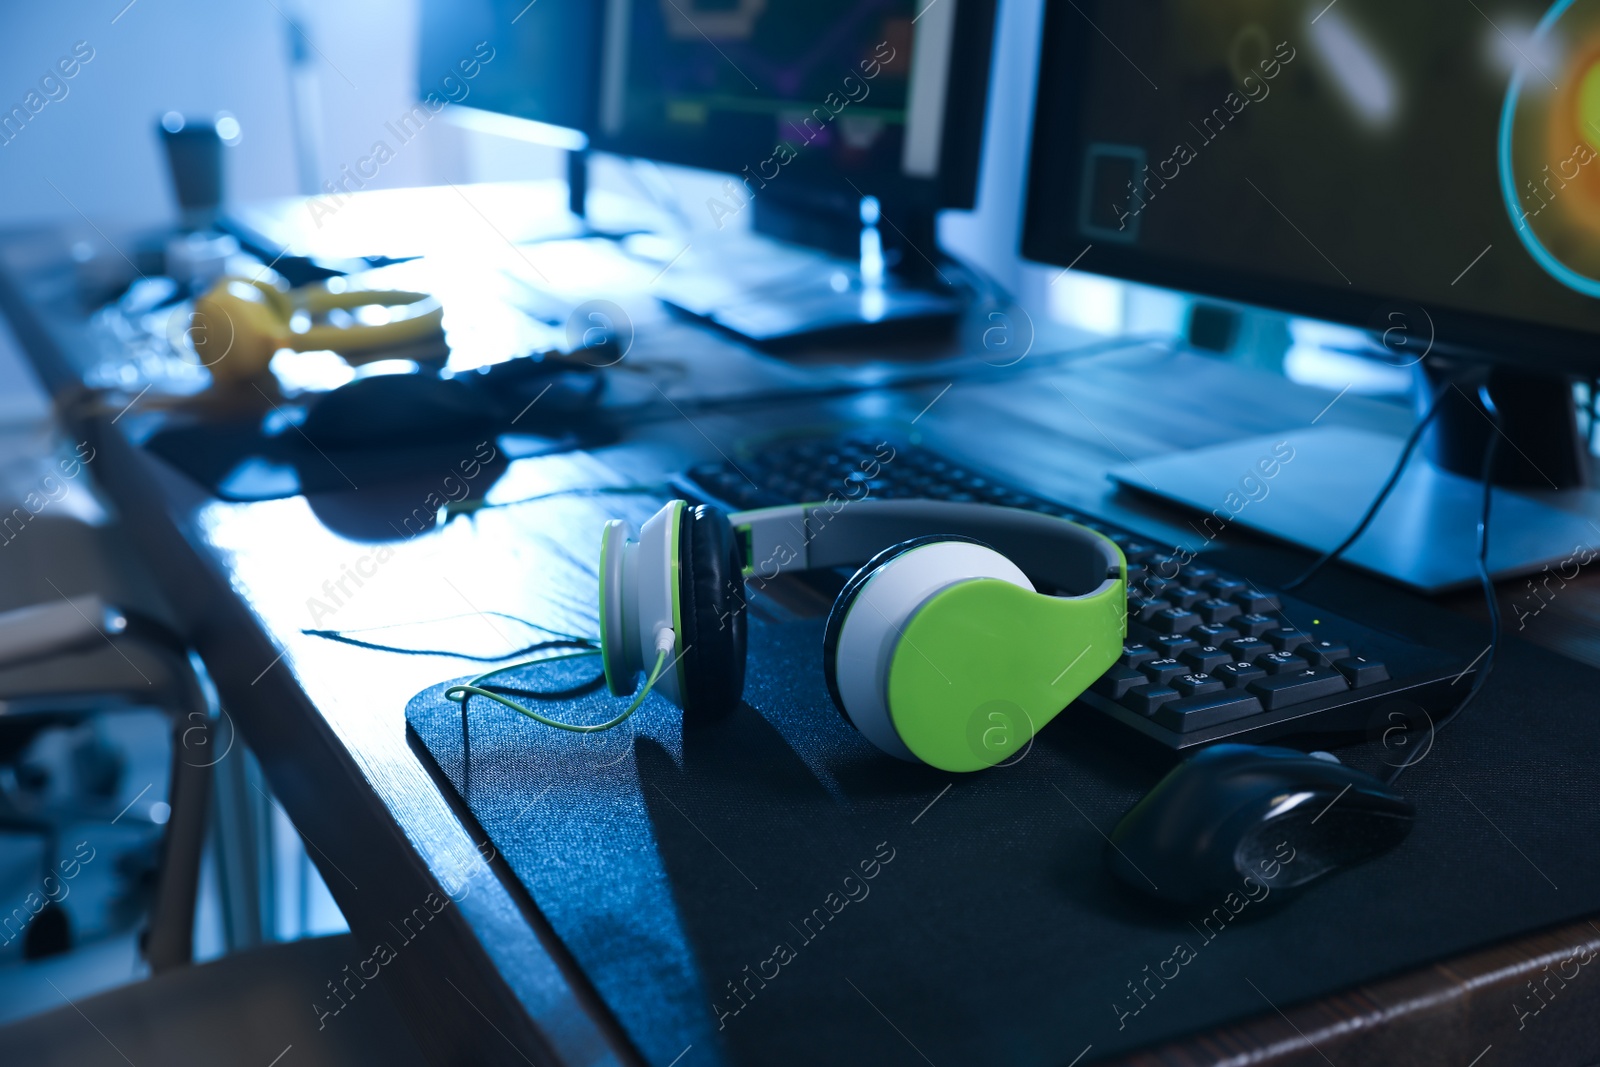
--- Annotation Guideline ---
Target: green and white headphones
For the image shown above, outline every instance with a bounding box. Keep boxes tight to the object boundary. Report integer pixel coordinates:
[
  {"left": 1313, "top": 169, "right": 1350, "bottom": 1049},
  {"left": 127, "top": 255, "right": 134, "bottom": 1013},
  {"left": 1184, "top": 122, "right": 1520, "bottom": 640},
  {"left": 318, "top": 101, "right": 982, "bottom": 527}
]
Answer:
[{"left": 597, "top": 498, "right": 1128, "bottom": 772}]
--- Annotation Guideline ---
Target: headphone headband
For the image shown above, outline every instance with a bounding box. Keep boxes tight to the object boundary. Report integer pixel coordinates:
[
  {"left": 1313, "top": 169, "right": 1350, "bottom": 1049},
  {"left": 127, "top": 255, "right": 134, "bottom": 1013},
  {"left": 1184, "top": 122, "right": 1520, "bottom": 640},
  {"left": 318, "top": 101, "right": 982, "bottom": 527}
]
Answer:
[{"left": 731, "top": 500, "right": 1123, "bottom": 597}]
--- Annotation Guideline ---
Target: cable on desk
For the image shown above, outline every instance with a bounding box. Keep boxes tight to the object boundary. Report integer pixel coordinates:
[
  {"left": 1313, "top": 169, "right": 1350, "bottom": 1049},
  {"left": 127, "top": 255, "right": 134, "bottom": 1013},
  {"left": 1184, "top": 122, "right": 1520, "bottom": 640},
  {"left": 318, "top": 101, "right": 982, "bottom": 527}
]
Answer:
[
  {"left": 1382, "top": 385, "right": 1502, "bottom": 786},
  {"left": 443, "top": 484, "right": 669, "bottom": 521},
  {"left": 609, "top": 333, "right": 1181, "bottom": 430},
  {"left": 445, "top": 635, "right": 671, "bottom": 734},
  {"left": 303, "top": 611, "right": 596, "bottom": 661},
  {"left": 1276, "top": 371, "right": 1502, "bottom": 782},
  {"left": 1281, "top": 374, "right": 1457, "bottom": 592}
]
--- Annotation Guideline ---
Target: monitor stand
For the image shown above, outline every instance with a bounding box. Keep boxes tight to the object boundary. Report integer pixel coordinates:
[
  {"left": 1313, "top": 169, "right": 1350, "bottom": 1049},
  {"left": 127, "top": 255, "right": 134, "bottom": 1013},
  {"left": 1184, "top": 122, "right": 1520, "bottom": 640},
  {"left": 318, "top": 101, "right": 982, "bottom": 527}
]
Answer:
[
  {"left": 1419, "top": 359, "right": 1589, "bottom": 489},
  {"left": 651, "top": 184, "right": 963, "bottom": 349},
  {"left": 1105, "top": 360, "right": 1600, "bottom": 594}
]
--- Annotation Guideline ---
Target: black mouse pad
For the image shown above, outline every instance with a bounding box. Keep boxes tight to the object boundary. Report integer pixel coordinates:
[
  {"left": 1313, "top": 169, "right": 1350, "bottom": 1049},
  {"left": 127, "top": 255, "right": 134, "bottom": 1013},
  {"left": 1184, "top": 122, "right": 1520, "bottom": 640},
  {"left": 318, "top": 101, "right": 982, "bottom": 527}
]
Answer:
[{"left": 406, "top": 601, "right": 1600, "bottom": 1067}]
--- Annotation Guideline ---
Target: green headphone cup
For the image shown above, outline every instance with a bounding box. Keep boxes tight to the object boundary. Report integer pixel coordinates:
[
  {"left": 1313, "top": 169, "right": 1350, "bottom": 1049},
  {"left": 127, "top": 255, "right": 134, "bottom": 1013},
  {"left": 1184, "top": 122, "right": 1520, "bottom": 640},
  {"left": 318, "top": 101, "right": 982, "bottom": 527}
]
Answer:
[{"left": 889, "top": 576, "right": 1125, "bottom": 771}]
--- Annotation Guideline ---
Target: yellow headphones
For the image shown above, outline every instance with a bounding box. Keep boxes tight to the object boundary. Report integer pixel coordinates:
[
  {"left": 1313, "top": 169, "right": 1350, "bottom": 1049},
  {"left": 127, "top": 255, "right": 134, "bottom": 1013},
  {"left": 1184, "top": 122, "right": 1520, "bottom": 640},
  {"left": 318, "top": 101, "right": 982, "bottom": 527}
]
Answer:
[{"left": 188, "top": 275, "right": 445, "bottom": 384}]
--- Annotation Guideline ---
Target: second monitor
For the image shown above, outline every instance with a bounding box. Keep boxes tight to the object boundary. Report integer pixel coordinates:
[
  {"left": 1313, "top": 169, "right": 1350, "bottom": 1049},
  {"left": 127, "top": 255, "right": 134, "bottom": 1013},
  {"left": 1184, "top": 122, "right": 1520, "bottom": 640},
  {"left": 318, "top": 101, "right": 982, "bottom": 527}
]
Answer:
[{"left": 596, "top": 0, "right": 995, "bottom": 239}]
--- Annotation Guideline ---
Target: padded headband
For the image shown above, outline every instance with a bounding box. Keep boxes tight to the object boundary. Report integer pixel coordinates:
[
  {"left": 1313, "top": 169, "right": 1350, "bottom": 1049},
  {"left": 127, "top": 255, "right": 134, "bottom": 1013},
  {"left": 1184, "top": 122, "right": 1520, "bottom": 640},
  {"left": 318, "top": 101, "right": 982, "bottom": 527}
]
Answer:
[{"left": 731, "top": 500, "right": 1123, "bottom": 598}]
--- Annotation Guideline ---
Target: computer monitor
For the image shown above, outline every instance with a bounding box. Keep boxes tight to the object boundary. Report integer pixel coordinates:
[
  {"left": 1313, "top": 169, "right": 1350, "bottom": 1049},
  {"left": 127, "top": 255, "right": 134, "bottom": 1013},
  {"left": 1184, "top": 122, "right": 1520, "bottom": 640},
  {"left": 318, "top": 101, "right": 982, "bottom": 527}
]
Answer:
[
  {"left": 595, "top": 0, "right": 995, "bottom": 245},
  {"left": 417, "top": 0, "right": 604, "bottom": 135},
  {"left": 1021, "top": 0, "right": 1600, "bottom": 586},
  {"left": 1024, "top": 0, "right": 1600, "bottom": 372}
]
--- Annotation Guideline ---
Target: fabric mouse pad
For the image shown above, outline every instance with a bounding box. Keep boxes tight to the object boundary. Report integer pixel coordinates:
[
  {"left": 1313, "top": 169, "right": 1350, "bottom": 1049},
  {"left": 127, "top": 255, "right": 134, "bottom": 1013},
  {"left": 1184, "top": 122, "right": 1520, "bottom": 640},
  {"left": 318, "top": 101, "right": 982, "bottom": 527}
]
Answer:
[{"left": 406, "top": 597, "right": 1600, "bottom": 1067}]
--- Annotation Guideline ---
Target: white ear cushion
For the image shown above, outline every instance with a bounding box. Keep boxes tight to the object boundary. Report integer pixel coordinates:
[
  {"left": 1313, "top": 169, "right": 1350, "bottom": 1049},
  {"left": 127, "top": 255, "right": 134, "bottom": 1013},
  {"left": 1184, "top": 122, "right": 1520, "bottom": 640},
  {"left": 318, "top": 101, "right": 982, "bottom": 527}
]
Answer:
[
  {"left": 834, "top": 541, "right": 1033, "bottom": 762},
  {"left": 599, "top": 520, "right": 638, "bottom": 694},
  {"left": 633, "top": 502, "right": 683, "bottom": 705}
]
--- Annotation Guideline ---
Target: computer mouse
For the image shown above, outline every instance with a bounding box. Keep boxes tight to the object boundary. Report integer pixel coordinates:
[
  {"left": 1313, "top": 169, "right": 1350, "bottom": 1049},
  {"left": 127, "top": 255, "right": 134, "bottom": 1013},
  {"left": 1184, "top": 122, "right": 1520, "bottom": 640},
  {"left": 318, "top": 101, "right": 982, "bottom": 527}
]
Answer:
[
  {"left": 300, "top": 372, "right": 491, "bottom": 448},
  {"left": 1106, "top": 744, "right": 1414, "bottom": 907}
]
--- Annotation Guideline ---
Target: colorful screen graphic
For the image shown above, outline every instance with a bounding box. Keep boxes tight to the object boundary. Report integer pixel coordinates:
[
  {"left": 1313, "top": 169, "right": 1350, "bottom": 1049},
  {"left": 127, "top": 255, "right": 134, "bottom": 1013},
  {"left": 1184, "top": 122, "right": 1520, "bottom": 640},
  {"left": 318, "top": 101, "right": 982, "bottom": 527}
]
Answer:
[
  {"left": 603, "top": 0, "right": 926, "bottom": 191},
  {"left": 1501, "top": 0, "right": 1600, "bottom": 295}
]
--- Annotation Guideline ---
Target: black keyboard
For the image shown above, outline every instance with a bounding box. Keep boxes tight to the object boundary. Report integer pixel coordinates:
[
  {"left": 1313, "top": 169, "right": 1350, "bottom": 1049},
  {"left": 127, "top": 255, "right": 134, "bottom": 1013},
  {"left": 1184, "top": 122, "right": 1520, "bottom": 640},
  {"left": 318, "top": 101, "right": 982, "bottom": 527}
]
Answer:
[{"left": 674, "top": 435, "right": 1472, "bottom": 752}]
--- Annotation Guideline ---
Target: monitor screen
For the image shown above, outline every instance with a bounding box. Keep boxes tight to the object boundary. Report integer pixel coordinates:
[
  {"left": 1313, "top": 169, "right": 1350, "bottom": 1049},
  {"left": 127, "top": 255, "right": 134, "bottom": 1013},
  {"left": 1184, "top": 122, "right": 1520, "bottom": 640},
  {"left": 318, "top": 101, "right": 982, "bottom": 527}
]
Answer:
[
  {"left": 418, "top": 0, "right": 603, "bottom": 133},
  {"left": 1023, "top": 0, "right": 1600, "bottom": 373},
  {"left": 595, "top": 0, "right": 993, "bottom": 208}
]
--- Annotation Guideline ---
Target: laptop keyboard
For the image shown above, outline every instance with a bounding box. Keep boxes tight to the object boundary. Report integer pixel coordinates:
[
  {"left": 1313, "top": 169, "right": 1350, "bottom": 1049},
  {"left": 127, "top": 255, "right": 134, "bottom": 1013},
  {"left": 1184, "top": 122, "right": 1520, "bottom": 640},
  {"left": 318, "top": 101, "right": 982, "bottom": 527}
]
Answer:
[{"left": 675, "top": 435, "right": 1470, "bottom": 751}]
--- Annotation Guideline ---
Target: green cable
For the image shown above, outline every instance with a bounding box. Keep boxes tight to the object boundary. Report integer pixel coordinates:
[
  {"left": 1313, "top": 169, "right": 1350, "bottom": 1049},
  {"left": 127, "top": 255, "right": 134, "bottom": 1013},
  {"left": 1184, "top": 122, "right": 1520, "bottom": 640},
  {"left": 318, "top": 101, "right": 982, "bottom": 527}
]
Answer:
[{"left": 444, "top": 647, "right": 668, "bottom": 733}]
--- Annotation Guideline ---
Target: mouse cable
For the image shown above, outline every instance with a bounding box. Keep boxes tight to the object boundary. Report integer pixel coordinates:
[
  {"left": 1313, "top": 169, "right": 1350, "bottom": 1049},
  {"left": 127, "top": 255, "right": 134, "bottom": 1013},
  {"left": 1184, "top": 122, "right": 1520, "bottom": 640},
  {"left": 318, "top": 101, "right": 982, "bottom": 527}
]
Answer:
[
  {"left": 1382, "top": 388, "right": 1502, "bottom": 785},
  {"left": 445, "top": 628, "right": 674, "bottom": 734},
  {"left": 1281, "top": 373, "right": 1459, "bottom": 591}
]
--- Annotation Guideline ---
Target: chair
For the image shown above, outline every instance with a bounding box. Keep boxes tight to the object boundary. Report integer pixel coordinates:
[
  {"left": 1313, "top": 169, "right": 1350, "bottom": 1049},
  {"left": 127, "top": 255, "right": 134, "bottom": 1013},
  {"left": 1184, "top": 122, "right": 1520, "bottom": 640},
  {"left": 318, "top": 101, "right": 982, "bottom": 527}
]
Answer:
[{"left": 0, "top": 594, "right": 210, "bottom": 970}]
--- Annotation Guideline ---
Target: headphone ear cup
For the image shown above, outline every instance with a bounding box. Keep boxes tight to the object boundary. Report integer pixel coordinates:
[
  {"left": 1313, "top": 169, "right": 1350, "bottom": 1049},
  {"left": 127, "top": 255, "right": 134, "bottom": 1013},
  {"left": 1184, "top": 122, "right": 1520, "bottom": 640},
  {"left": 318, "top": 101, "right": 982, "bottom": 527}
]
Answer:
[
  {"left": 598, "top": 519, "right": 639, "bottom": 696},
  {"left": 676, "top": 504, "right": 747, "bottom": 719},
  {"left": 822, "top": 535, "right": 990, "bottom": 729}
]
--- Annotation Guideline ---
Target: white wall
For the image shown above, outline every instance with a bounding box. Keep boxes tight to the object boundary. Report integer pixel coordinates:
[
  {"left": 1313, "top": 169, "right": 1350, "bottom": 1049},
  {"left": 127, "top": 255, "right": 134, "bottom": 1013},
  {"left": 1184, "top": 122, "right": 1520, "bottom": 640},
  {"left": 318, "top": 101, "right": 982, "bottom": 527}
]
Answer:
[{"left": 0, "top": 0, "right": 423, "bottom": 230}]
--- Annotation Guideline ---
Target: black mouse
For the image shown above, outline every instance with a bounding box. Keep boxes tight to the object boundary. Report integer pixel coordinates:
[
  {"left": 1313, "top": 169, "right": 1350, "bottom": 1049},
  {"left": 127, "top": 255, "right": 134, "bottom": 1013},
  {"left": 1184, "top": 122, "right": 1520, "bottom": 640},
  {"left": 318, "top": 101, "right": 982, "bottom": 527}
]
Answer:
[
  {"left": 1107, "top": 744, "right": 1413, "bottom": 906},
  {"left": 300, "top": 372, "right": 491, "bottom": 448}
]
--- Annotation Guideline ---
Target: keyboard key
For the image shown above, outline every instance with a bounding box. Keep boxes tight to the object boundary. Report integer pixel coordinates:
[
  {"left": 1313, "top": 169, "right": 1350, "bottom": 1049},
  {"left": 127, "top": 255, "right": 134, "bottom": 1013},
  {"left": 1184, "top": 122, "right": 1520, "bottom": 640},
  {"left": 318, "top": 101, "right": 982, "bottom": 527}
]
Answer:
[
  {"left": 1120, "top": 642, "right": 1158, "bottom": 668},
  {"left": 1205, "top": 576, "right": 1248, "bottom": 597},
  {"left": 1122, "top": 685, "right": 1180, "bottom": 715},
  {"left": 1231, "top": 590, "right": 1282, "bottom": 614},
  {"left": 1153, "top": 691, "right": 1265, "bottom": 732},
  {"left": 1150, "top": 607, "right": 1202, "bottom": 634},
  {"left": 1180, "top": 645, "right": 1233, "bottom": 674},
  {"left": 1197, "top": 598, "right": 1243, "bottom": 624},
  {"left": 1264, "top": 628, "right": 1313, "bottom": 653},
  {"left": 1111, "top": 537, "right": 1160, "bottom": 562},
  {"left": 1135, "top": 598, "right": 1174, "bottom": 624},
  {"left": 1259, "top": 651, "right": 1306, "bottom": 675},
  {"left": 1183, "top": 565, "right": 1218, "bottom": 584},
  {"left": 1165, "top": 586, "right": 1206, "bottom": 609},
  {"left": 1152, "top": 635, "right": 1200, "bottom": 659},
  {"left": 1334, "top": 656, "right": 1390, "bottom": 687},
  {"left": 1299, "top": 639, "right": 1351, "bottom": 668},
  {"left": 1214, "top": 661, "right": 1267, "bottom": 688},
  {"left": 1224, "top": 637, "right": 1273, "bottom": 662},
  {"left": 1173, "top": 673, "right": 1225, "bottom": 698},
  {"left": 1192, "top": 623, "right": 1240, "bottom": 645},
  {"left": 1093, "top": 665, "right": 1149, "bottom": 699},
  {"left": 1233, "top": 613, "right": 1277, "bottom": 638},
  {"left": 1247, "top": 669, "right": 1350, "bottom": 710},
  {"left": 1140, "top": 658, "right": 1187, "bottom": 686}
]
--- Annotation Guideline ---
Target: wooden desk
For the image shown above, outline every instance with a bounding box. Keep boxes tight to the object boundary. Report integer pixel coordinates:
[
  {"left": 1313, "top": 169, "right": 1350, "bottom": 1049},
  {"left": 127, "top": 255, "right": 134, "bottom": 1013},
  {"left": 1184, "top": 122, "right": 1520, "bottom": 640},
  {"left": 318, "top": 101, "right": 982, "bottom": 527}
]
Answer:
[{"left": 3, "top": 203, "right": 1599, "bottom": 1067}]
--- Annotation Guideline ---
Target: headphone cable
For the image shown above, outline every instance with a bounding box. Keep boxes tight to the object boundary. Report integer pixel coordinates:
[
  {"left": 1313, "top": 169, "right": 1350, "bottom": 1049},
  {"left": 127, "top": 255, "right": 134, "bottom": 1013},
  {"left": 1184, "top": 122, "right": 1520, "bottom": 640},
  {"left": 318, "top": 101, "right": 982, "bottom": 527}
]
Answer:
[{"left": 445, "top": 628, "right": 674, "bottom": 734}]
